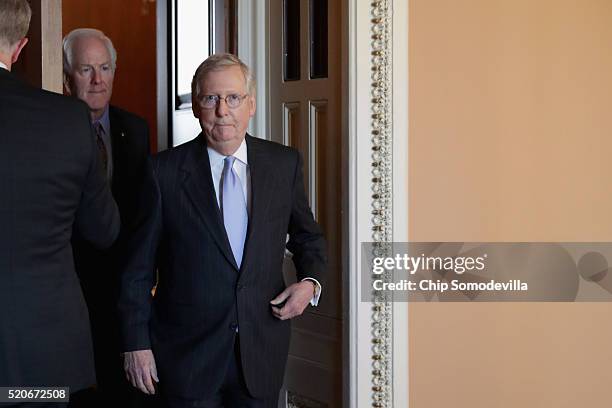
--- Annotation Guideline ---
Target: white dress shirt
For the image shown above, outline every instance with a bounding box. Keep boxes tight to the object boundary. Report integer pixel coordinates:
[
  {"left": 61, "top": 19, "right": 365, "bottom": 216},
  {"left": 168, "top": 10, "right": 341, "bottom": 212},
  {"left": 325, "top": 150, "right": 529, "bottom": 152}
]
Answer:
[
  {"left": 0, "top": 61, "right": 8, "bottom": 70},
  {"left": 206, "top": 138, "right": 322, "bottom": 306},
  {"left": 207, "top": 139, "right": 249, "bottom": 210}
]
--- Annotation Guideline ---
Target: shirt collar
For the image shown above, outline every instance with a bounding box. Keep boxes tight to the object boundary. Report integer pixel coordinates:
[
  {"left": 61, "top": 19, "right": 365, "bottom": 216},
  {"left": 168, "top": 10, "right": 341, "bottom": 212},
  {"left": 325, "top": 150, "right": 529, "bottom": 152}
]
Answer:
[
  {"left": 207, "top": 137, "right": 248, "bottom": 166},
  {"left": 0, "top": 61, "right": 7, "bottom": 71},
  {"left": 92, "top": 106, "right": 111, "bottom": 136}
]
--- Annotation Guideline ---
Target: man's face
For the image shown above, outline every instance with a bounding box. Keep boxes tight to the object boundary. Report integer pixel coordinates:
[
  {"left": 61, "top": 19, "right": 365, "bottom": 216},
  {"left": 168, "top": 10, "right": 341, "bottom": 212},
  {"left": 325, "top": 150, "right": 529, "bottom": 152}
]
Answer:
[
  {"left": 192, "top": 66, "right": 256, "bottom": 155},
  {"left": 64, "top": 36, "right": 114, "bottom": 120}
]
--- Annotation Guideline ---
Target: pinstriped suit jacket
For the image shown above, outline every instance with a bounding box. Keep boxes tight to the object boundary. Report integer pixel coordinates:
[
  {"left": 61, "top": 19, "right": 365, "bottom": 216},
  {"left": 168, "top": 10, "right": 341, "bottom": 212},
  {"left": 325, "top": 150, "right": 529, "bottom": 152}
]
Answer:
[{"left": 119, "top": 134, "right": 327, "bottom": 399}]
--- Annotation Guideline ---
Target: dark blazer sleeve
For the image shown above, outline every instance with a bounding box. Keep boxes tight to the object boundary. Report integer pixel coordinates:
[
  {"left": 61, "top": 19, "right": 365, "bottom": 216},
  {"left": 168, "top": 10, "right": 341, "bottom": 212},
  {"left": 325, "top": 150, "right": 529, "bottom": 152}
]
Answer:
[
  {"left": 118, "top": 156, "right": 162, "bottom": 351},
  {"left": 286, "top": 151, "right": 327, "bottom": 284},
  {"left": 74, "top": 111, "right": 120, "bottom": 249}
]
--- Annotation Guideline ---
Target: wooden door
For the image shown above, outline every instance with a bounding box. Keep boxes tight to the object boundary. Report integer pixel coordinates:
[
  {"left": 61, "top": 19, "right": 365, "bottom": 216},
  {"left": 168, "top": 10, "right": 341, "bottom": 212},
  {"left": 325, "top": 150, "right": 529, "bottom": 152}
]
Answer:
[{"left": 270, "top": 0, "right": 343, "bottom": 406}]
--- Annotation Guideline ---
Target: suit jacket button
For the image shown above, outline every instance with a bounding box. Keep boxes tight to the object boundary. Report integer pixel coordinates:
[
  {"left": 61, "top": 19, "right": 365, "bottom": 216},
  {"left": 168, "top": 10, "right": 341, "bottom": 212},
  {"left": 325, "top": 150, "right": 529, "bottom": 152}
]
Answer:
[
  {"left": 237, "top": 283, "right": 244, "bottom": 291},
  {"left": 230, "top": 323, "right": 238, "bottom": 331}
]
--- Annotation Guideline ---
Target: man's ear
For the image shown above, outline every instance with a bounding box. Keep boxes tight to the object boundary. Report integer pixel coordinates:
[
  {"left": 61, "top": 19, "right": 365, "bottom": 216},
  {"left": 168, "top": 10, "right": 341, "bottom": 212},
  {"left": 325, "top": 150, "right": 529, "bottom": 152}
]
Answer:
[
  {"left": 63, "top": 73, "right": 72, "bottom": 95},
  {"left": 248, "top": 94, "right": 256, "bottom": 117},
  {"left": 10, "top": 37, "right": 28, "bottom": 64},
  {"left": 192, "top": 93, "right": 200, "bottom": 119}
]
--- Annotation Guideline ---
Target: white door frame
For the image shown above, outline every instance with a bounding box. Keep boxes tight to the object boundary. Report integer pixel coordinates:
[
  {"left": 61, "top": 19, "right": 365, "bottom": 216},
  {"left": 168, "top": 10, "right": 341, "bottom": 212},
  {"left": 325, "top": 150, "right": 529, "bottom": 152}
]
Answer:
[
  {"left": 156, "top": 0, "right": 168, "bottom": 151},
  {"left": 237, "top": 0, "right": 269, "bottom": 140},
  {"left": 237, "top": 0, "right": 409, "bottom": 406},
  {"left": 349, "top": 0, "right": 409, "bottom": 406}
]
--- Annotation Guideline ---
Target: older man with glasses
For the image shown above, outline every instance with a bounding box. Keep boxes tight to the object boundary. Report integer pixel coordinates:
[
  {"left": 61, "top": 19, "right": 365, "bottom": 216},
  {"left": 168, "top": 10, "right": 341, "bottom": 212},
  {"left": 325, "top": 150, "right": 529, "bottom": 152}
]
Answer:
[{"left": 119, "top": 53, "right": 327, "bottom": 408}]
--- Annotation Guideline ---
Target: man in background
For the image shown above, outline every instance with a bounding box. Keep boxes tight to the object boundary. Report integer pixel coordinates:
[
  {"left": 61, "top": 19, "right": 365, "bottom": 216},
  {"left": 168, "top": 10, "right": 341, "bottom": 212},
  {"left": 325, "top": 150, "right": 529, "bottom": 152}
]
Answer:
[
  {"left": 0, "top": 1, "right": 119, "bottom": 407},
  {"left": 63, "top": 28, "right": 150, "bottom": 407}
]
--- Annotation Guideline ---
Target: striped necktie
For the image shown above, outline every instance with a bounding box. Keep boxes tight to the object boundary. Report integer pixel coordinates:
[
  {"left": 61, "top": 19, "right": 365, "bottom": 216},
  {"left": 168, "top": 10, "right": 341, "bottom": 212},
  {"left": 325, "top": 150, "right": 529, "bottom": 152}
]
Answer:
[{"left": 94, "top": 121, "right": 108, "bottom": 176}]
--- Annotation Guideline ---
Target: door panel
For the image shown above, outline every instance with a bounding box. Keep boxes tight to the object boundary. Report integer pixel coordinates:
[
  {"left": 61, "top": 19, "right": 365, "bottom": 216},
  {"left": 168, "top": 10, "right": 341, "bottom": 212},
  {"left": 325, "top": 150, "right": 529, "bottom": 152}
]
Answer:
[{"left": 270, "top": 0, "right": 343, "bottom": 406}]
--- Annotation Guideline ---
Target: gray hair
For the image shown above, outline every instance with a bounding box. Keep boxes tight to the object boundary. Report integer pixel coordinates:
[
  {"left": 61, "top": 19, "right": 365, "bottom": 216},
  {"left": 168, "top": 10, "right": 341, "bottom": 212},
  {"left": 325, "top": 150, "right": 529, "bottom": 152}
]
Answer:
[
  {"left": 191, "top": 53, "right": 256, "bottom": 99},
  {"left": 0, "top": 0, "right": 31, "bottom": 52},
  {"left": 62, "top": 28, "right": 117, "bottom": 74}
]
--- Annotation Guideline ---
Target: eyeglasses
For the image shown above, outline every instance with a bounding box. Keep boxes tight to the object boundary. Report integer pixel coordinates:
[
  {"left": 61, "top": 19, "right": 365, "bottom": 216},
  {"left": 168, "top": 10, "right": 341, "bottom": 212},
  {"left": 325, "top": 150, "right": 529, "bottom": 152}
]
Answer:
[{"left": 197, "top": 94, "right": 249, "bottom": 109}]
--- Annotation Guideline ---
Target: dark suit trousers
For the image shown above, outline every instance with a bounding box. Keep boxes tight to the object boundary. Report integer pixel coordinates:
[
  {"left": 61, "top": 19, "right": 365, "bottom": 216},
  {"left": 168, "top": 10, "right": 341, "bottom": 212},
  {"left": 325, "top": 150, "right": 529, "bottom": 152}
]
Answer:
[{"left": 162, "top": 336, "right": 279, "bottom": 408}]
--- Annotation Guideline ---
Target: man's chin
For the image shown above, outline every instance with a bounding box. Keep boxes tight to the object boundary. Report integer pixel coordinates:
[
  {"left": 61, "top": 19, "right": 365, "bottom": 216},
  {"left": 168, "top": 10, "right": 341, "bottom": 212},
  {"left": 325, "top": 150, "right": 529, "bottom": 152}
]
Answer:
[
  {"left": 206, "top": 133, "right": 244, "bottom": 155},
  {"left": 86, "top": 100, "right": 109, "bottom": 111},
  {"left": 87, "top": 104, "right": 109, "bottom": 120},
  {"left": 213, "top": 126, "right": 235, "bottom": 134},
  {"left": 212, "top": 130, "right": 240, "bottom": 142}
]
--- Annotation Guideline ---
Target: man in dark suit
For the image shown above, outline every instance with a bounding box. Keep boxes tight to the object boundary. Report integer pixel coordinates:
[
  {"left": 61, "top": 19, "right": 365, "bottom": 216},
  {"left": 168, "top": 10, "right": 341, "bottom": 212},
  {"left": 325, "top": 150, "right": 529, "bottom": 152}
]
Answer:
[
  {"left": 0, "top": 2, "right": 120, "bottom": 407},
  {"left": 62, "top": 28, "right": 150, "bottom": 407},
  {"left": 119, "top": 54, "right": 326, "bottom": 407}
]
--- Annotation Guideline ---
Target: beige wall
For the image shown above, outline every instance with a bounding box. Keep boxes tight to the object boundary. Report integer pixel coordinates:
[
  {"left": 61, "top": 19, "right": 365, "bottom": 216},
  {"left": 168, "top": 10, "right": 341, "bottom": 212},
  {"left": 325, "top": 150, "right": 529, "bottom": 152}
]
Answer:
[{"left": 409, "top": 0, "right": 612, "bottom": 406}]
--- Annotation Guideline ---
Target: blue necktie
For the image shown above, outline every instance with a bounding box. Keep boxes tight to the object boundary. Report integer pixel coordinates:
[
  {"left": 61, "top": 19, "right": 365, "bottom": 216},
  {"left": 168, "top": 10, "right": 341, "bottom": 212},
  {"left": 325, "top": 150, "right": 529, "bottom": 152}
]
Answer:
[{"left": 221, "top": 156, "right": 248, "bottom": 267}]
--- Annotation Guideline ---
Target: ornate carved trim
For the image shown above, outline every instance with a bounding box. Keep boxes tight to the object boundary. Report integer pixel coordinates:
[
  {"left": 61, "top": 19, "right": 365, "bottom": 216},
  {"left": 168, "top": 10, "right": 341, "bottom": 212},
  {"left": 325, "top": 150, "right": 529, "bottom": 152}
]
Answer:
[{"left": 370, "top": 0, "right": 393, "bottom": 407}]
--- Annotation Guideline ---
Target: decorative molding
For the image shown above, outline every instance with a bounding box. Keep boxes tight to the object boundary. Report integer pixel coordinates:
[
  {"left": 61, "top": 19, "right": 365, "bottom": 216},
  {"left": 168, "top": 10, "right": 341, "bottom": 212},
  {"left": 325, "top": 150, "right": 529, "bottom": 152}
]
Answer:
[
  {"left": 346, "top": 0, "right": 410, "bottom": 405},
  {"left": 370, "top": 1, "right": 393, "bottom": 407}
]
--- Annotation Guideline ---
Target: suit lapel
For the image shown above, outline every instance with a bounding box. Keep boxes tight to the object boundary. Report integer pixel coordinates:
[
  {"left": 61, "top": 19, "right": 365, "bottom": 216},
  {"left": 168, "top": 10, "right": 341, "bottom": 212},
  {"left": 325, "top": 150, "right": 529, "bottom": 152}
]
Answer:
[
  {"left": 181, "top": 135, "right": 239, "bottom": 270},
  {"left": 240, "top": 135, "right": 275, "bottom": 275}
]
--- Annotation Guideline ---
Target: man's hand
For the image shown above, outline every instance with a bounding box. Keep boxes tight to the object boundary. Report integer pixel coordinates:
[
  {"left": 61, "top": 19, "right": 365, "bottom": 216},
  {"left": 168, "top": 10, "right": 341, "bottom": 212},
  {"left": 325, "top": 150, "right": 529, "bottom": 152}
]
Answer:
[
  {"left": 270, "top": 281, "right": 315, "bottom": 320},
  {"left": 123, "top": 349, "right": 159, "bottom": 395}
]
